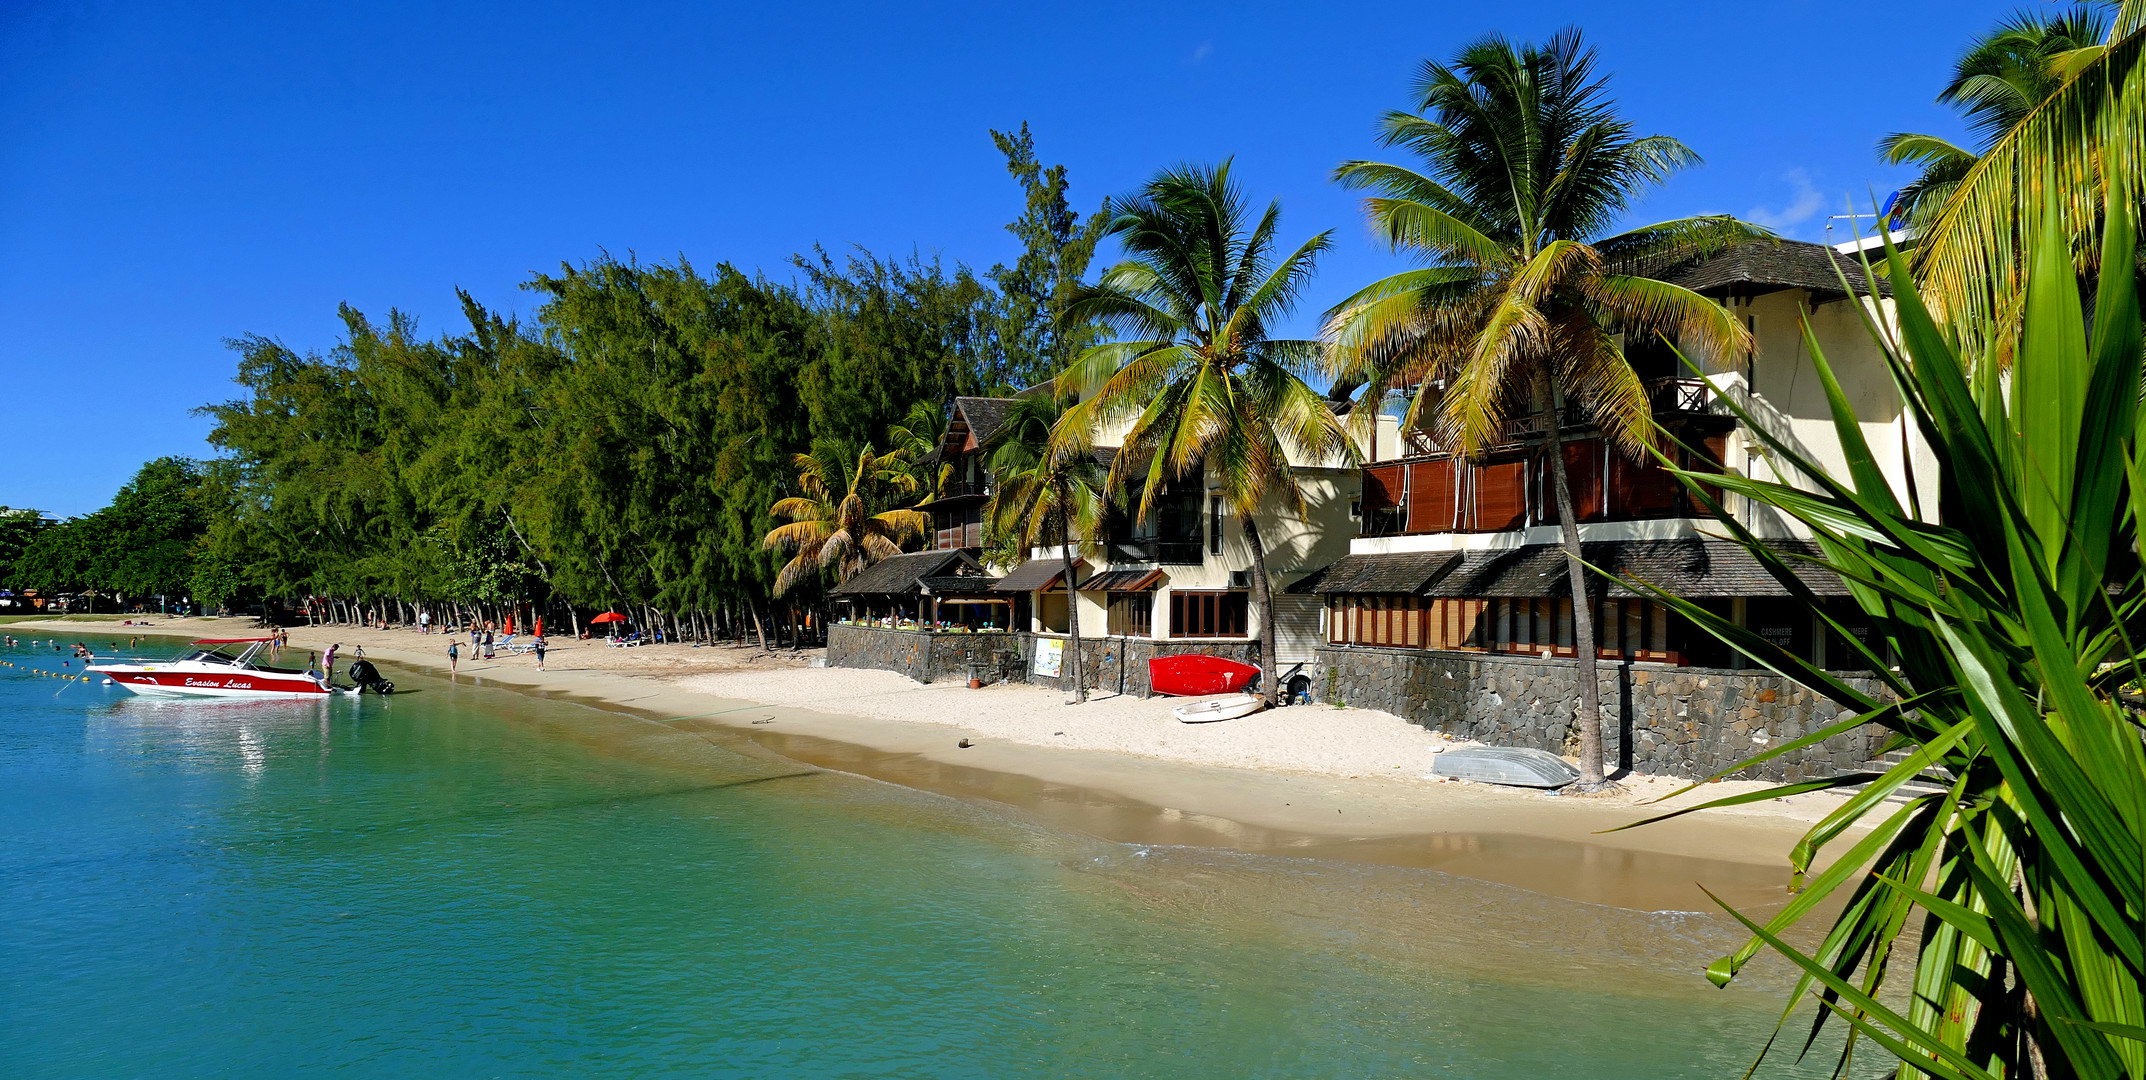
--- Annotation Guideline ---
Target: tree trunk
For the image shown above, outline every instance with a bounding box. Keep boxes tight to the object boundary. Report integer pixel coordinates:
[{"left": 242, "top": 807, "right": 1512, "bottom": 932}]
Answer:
[
  {"left": 1538, "top": 381, "right": 1610, "bottom": 788},
  {"left": 1242, "top": 516, "right": 1281, "bottom": 707},
  {"left": 747, "top": 596, "right": 770, "bottom": 651},
  {"left": 1060, "top": 538, "right": 1086, "bottom": 703}
]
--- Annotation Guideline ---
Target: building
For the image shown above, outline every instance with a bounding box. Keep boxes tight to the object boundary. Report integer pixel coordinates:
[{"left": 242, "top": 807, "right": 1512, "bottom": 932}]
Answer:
[{"left": 1294, "top": 238, "right": 1914, "bottom": 779}]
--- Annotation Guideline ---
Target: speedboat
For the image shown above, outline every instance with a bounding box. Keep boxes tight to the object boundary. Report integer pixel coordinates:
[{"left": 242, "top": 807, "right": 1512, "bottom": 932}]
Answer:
[{"left": 89, "top": 638, "right": 330, "bottom": 698}]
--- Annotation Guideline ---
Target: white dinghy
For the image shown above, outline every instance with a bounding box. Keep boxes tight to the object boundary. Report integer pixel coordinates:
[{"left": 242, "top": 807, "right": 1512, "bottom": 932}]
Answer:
[
  {"left": 1173, "top": 694, "right": 1265, "bottom": 724},
  {"left": 1429, "top": 747, "right": 1580, "bottom": 789}
]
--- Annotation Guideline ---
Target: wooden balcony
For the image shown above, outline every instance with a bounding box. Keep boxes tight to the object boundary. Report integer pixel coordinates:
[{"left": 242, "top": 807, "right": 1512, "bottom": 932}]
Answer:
[{"left": 1362, "top": 423, "right": 1729, "bottom": 537}]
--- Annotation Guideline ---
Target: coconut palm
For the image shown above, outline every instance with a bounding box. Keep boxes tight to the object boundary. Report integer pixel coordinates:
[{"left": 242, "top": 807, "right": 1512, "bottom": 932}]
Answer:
[
  {"left": 884, "top": 400, "right": 951, "bottom": 502},
  {"left": 1902, "top": 2, "right": 2146, "bottom": 353},
  {"left": 1880, "top": 6, "right": 2115, "bottom": 230},
  {"left": 1056, "top": 162, "right": 1356, "bottom": 707},
  {"left": 1321, "top": 29, "right": 1755, "bottom": 789},
  {"left": 982, "top": 393, "right": 1107, "bottom": 702},
  {"left": 762, "top": 445, "right": 929, "bottom": 596}
]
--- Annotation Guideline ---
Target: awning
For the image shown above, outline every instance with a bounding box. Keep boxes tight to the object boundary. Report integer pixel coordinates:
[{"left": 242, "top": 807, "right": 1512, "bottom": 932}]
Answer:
[
  {"left": 993, "top": 557, "right": 1085, "bottom": 593},
  {"left": 1079, "top": 569, "right": 1165, "bottom": 592}
]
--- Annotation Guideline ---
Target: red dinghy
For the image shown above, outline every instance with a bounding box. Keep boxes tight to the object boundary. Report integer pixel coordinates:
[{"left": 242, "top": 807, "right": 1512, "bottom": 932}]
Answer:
[{"left": 1148, "top": 654, "right": 1260, "bottom": 697}]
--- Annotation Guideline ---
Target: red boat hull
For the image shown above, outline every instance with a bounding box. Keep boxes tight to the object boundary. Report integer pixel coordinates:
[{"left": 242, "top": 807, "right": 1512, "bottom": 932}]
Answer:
[
  {"left": 92, "top": 667, "right": 328, "bottom": 698},
  {"left": 1148, "top": 654, "right": 1259, "bottom": 697}
]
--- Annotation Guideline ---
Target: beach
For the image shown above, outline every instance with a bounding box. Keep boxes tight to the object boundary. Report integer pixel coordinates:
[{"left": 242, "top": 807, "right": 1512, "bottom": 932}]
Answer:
[{"left": 14, "top": 615, "right": 1864, "bottom": 911}]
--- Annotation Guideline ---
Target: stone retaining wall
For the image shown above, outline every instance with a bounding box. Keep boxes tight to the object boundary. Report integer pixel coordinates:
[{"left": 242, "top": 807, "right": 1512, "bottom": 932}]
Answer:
[
  {"left": 1314, "top": 645, "right": 1887, "bottom": 782},
  {"left": 826, "top": 624, "right": 1030, "bottom": 684},
  {"left": 827, "top": 624, "right": 1258, "bottom": 696},
  {"left": 1028, "top": 637, "right": 1262, "bottom": 697}
]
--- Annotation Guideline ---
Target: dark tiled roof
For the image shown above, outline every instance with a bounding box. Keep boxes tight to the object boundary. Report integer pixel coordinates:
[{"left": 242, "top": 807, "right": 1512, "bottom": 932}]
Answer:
[
  {"left": 1426, "top": 539, "right": 1848, "bottom": 599},
  {"left": 830, "top": 549, "right": 988, "bottom": 596},
  {"left": 1636, "top": 239, "right": 1891, "bottom": 300},
  {"left": 1080, "top": 569, "right": 1166, "bottom": 592},
  {"left": 993, "top": 556, "right": 1084, "bottom": 592},
  {"left": 1288, "top": 552, "right": 1462, "bottom": 595},
  {"left": 953, "top": 397, "right": 1015, "bottom": 448}
]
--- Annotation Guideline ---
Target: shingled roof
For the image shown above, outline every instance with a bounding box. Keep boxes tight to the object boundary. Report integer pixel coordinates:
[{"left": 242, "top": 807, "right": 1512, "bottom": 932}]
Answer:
[
  {"left": 829, "top": 549, "right": 991, "bottom": 596},
  {"left": 1634, "top": 239, "right": 1890, "bottom": 301},
  {"left": 1288, "top": 551, "right": 1463, "bottom": 595},
  {"left": 952, "top": 397, "right": 1015, "bottom": 449},
  {"left": 1423, "top": 539, "right": 1848, "bottom": 599}
]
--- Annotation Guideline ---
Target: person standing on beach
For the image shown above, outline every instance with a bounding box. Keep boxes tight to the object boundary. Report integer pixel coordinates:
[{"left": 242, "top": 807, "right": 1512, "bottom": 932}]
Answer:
[
  {"left": 532, "top": 637, "right": 545, "bottom": 671},
  {"left": 482, "top": 628, "right": 495, "bottom": 661},
  {"left": 447, "top": 640, "right": 459, "bottom": 674},
  {"left": 418, "top": 610, "right": 430, "bottom": 635}
]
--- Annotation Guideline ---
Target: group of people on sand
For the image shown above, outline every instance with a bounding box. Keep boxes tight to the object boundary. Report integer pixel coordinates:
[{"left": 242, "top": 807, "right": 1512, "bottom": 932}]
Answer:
[{"left": 443, "top": 620, "right": 544, "bottom": 674}]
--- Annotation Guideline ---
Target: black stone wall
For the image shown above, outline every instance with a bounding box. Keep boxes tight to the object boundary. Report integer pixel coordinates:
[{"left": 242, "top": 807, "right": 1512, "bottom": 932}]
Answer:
[{"left": 1314, "top": 645, "right": 1888, "bottom": 781}]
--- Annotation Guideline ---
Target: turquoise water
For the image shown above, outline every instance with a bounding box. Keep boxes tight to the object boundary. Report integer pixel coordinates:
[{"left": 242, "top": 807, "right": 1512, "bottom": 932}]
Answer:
[{"left": 1, "top": 636, "right": 1828, "bottom": 1078}]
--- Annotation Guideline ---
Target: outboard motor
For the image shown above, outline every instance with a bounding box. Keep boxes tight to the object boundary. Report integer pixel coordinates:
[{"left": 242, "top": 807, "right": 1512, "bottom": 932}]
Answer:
[{"left": 346, "top": 658, "right": 394, "bottom": 695}]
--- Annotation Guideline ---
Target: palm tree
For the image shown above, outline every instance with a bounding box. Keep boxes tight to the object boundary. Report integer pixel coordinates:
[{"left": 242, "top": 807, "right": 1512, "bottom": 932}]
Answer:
[
  {"left": 1900, "top": 3, "right": 2146, "bottom": 353},
  {"left": 1880, "top": 6, "right": 2114, "bottom": 230},
  {"left": 884, "top": 400, "right": 951, "bottom": 500},
  {"left": 982, "top": 393, "right": 1107, "bottom": 702},
  {"left": 1321, "top": 30, "right": 1754, "bottom": 790},
  {"left": 1057, "top": 162, "right": 1356, "bottom": 707},
  {"left": 762, "top": 445, "right": 929, "bottom": 596}
]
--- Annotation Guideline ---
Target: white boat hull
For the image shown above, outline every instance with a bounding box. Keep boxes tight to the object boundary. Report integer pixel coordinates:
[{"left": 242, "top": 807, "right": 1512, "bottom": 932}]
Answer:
[{"left": 1173, "top": 693, "right": 1265, "bottom": 724}]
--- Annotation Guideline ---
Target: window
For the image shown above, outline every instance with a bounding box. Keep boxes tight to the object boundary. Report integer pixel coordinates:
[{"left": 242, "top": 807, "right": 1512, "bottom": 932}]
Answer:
[
  {"left": 1108, "top": 593, "right": 1154, "bottom": 638},
  {"left": 1209, "top": 496, "right": 1223, "bottom": 555},
  {"left": 1328, "top": 595, "right": 1684, "bottom": 661},
  {"left": 1171, "top": 591, "right": 1248, "bottom": 638}
]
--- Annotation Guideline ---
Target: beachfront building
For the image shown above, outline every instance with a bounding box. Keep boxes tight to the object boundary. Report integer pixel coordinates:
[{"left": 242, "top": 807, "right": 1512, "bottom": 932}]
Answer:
[
  {"left": 829, "top": 390, "right": 1391, "bottom": 696},
  {"left": 989, "top": 394, "right": 1384, "bottom": 698},
  {"left": 1297, "top": 238, "right": 1916, "bottom": 779}
]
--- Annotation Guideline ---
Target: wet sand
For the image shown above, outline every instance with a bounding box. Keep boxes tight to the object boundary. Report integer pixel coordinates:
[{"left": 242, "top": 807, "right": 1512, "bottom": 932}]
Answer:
[{"left": 27, "top": 616, "right": 1858, "bottom": 914}]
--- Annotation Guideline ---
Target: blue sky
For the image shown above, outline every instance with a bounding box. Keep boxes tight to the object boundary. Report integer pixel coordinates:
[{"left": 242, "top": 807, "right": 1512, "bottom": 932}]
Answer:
[{"left": 3, "top": 0, "right": 2019, "bottom": 516}]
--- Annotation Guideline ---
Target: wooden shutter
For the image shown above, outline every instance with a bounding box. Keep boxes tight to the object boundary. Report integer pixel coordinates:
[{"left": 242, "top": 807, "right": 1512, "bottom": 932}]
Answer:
[
  {"left": 1405, "top": 458, "right": 1457, "bottom": 533},
  {"left": 1473, "top": 459, "right": 1529, "bottom": 531}
]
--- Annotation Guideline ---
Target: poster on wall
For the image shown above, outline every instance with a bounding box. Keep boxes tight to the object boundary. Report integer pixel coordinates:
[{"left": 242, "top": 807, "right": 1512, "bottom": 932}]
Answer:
[{"left": 1032, "top": 638, "right": 1064, "bottom": 678}]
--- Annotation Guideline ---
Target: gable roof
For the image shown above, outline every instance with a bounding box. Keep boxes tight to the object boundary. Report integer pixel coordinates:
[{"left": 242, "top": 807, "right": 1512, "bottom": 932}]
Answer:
[
  {"left": 829, "top": 549, "right": 990, "bottom": 596},
  {"left": 951, "top": 397, "right": 1015, "bottom": 451}
]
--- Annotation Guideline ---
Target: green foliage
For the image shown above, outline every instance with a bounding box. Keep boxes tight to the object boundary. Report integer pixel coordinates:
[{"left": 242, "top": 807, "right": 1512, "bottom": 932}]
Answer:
[
  {"left": 0, "top": 507, "right": 55, "bottom": 590},
  {"left": 762, "top": 444, "right": 929, "bottom": 596},
  {"left": 1624, "top": 174, "right": 2145, "bottom": 1079},
  {"left": 9, "top": 458, "right": 208, "bottom": 599},
  {"left": 987, "top": 122, "right": 1108, "bottom": 390},
  {"left": 174, "top": 125, "right": 1102, "bottom": 617}
]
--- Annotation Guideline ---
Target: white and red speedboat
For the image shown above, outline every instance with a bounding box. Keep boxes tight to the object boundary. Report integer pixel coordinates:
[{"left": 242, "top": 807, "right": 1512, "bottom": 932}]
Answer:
[{"left": 90, "top": 638, "right": 331, "bottom": 698}]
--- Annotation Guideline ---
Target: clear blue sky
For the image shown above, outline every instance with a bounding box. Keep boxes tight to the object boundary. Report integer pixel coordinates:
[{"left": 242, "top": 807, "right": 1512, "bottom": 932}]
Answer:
[{"left": 3, "top": 0, "right": 2018, "bottom": 516}]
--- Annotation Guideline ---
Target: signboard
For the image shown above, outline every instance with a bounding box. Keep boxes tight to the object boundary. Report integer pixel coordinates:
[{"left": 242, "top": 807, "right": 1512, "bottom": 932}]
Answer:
[{"left": 1032, "top": 638, "right": 1064, "bottom": 678}]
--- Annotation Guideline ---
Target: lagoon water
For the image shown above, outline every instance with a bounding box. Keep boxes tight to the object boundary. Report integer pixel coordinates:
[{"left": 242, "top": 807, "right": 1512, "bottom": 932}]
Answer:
[{"left": 1, "top": 636, "right": 1831, "bottom": 1078}]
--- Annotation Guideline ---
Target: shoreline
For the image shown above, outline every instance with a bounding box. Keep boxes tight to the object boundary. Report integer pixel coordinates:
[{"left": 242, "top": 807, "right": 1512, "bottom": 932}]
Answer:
[{"left": 18, "top": 615, "right": 1859, "bottom": 912}]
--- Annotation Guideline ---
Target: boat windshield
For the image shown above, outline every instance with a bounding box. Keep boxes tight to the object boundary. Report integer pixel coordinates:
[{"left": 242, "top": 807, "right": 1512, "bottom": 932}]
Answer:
[{"left": 173, "top": 641, "right": 267, "bottom": 667}]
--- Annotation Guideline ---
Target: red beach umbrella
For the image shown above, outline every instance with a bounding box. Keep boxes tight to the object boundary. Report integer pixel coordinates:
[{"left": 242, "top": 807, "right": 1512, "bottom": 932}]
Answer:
[{"left": 590, "top": 612, "right": 625, "bottom": 623}]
